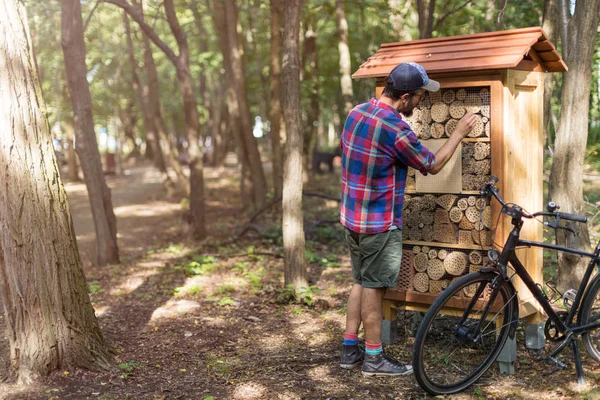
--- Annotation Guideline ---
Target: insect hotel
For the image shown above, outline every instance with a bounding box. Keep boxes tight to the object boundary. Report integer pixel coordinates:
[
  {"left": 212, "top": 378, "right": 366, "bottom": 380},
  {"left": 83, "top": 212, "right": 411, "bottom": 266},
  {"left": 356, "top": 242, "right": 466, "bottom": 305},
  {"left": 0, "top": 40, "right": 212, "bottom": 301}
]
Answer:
[{"left": 352, "top": 27, "right": 566, "bottom": 358}]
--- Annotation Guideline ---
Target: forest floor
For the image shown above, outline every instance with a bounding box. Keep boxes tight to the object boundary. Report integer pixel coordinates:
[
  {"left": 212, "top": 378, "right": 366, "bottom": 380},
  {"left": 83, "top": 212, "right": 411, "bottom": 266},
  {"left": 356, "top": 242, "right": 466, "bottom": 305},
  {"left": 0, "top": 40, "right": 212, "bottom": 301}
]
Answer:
[{"left": 2, "top": 157, "right": 600, "bottom": 400}]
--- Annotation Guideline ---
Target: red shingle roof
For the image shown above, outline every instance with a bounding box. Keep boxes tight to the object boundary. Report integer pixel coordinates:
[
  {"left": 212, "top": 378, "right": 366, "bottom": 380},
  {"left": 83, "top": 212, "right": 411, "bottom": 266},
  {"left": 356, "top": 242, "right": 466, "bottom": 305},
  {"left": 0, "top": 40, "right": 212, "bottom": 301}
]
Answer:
[{"left": 353, "top": 27, "right": 566, "bottom": 79}]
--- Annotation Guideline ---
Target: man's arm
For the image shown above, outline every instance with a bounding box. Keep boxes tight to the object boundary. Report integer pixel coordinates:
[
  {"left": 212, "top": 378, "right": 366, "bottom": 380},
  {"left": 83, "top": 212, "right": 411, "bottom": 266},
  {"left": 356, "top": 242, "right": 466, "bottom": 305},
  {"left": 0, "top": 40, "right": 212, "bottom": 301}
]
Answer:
[{"left": 428, "top": 112, "right": 477, "bottom": 175}]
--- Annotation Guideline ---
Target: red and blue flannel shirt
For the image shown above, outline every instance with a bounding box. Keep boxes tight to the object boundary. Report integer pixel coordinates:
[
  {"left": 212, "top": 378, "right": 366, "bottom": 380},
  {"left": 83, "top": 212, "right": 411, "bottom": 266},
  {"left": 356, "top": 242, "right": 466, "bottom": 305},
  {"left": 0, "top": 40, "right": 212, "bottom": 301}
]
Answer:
[{"left": 340, "top": 98, "right": 436, "bottom": 234}]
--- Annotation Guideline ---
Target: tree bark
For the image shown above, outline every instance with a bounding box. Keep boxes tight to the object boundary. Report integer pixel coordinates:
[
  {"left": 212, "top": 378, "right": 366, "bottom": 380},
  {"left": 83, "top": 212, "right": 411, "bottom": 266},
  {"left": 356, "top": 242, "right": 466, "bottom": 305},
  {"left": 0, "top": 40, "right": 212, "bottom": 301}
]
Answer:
[
  {"left": 549, "top": 0, "right": 600, "bottom": 291},
  {"left": 417, "top": 0, "right": 436, "bottom": 38},
  {"left": 62, "top": 0, "right": 119, "bottom": 266},
  {"left": 302, "top": 23, "right": 319, "bottom": 174},
  {"left": 223, "top": 0, "right": 267, "bottom": 208},
  {"left": 0, "top": 0, "right": 114, "bottom": 384},
  {"left": 335, "top": 0, "right": 354, "bottom": 116},
  {"left": 542, "top": 0, "right": 559, "bottom": 149},
  {"left": 270, "top": 0, "right": 284, "bottom": 198},
  {"left": 105, "top": 0, "right": 206, "bottom": 238},
  {"left": 64, "top": 115, "right": 81, "bottom": 181},
  {"left": 212, "top": 0, "right": 254, "bottom": 209},
  {"left": 282, "top": 0, "right": 308, "bottom": 290}
]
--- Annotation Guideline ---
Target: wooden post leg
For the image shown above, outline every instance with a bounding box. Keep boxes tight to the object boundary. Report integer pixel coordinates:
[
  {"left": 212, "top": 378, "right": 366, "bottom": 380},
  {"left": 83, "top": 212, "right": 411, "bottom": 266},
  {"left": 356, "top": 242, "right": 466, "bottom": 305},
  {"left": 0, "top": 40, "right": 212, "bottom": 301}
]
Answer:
[
  {"left": 382, "top": 299, "right": 398, "bottom": 345},
  {"left": 525, "top": 311, "right": 546, "bottom": 350},
  {"left": 496, "top": 317, "right": 516, "bottom": 374}
]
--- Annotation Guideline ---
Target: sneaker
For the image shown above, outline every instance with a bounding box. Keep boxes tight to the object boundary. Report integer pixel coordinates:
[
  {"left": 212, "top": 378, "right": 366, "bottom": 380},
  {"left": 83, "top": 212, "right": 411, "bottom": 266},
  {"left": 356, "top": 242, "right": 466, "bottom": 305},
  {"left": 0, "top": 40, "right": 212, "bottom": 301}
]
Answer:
[
  {"left": 361, "top": 352, "right": 413, "bottom": 377},
  {"left": 340, "top": 344, "right": 364, "bottom": 369}
]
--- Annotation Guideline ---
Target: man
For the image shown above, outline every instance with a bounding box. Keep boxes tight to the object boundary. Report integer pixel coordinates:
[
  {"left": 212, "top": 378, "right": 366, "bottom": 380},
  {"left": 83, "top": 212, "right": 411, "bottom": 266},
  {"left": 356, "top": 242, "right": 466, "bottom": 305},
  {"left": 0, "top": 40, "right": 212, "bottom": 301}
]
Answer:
[{"left": 339, "top": 62, "right": 476, "bottom": 377}]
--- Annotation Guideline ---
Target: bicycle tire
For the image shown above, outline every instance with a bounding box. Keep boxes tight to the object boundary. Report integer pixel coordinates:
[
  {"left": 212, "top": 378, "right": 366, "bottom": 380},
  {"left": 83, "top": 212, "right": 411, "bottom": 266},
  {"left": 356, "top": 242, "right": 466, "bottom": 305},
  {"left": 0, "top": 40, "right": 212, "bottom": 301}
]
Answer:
[
  {"left": 413, "top": 271, "right": 517, "bottom": 395},
  {"left": 579, "top": 274, "right": 600, "bottom": 363}
]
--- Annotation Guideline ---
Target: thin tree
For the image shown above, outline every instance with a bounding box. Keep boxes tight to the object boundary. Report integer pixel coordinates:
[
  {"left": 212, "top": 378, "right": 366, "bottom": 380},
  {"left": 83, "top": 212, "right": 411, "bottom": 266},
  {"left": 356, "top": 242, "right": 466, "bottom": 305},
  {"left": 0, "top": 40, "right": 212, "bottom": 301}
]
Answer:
[
  {"left": 335, "top": 0, "right": 354, "bottom": 116},
  {"left": 0, "top": 0, "right": 114, "bottom": 383},
  {"left": 414, "top": 0, "right": 474, "bottom": 39},
  {"left": 270, "top": 0, "right": 284, "bottom": 198},
  {"left": 302, "top": 21, "right": 319, "bottom": 173},
  {"left": 104, "top": 0, "right": 206, "bottom": 238},
  {"left": 62, "top": 0, "right": 119, "bottom": 266},
  {"left": 123, "top": 10, "right": 174, "bottom": 193},
  {"left": 549, "top": 0, "right": 600, "bottom": 291},
  {"left": 282, "top": 0, "right": 308, "bottom": 291},
  {"left": 223, "top": 0, "right": 268, "bottom": 208},
  {"left": 133, "top": 0, "right": 190, "bottom": 195}
]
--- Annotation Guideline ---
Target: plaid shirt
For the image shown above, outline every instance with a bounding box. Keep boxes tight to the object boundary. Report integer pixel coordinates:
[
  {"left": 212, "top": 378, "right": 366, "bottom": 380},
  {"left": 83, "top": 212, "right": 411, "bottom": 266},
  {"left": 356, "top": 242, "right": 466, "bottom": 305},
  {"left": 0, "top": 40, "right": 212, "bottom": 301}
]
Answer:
[{"left": 340, "top": 98, "right": 436, "bottom": 234}]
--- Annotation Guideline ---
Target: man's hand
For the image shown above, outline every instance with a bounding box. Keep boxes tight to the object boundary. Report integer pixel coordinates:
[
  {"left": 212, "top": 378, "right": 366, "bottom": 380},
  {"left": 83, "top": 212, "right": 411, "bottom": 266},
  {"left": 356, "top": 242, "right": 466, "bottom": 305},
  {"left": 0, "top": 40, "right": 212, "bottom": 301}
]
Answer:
[{"left": 453, "top": 112, "right": 477, "bottom": 138}]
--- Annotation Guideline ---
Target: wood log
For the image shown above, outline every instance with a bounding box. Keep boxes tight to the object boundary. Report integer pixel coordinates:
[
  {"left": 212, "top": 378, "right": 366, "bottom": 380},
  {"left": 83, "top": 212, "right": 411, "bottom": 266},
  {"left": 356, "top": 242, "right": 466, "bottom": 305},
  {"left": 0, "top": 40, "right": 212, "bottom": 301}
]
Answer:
[
  {"left": 449, "top": 207, "right": 463, "bottom": 223},
  {"left": 469, "top": 251, "right": 483, "bottom": 264},
  {"left": 457, "top": 198, "right": 468, "bottom": 211},
  {"left": 427, "top": 258, "right": 445, "bottom": 280},
  {"left": 444, "top": 252, "right": 467, "bottom": 276},
  {"left": 431, "top": 102, "right": 449, "bottom": 122},
  {"left": 437, "top": 249, "right": 448, "bottom": 260},
  {"left": 443, "top": 89, "right": 456, "bottom": 104},
  {"left": 414, "top": 252, "right": 429, "bottom": 272},
  {"left": 413, "top": 272, "right": 429, "bottom": 293},
  {"left": 435, "top": 209, "right": 450, "bottom": 224},
  {"left": 449, "top": 101, "right": 466, "bottom": 119}
]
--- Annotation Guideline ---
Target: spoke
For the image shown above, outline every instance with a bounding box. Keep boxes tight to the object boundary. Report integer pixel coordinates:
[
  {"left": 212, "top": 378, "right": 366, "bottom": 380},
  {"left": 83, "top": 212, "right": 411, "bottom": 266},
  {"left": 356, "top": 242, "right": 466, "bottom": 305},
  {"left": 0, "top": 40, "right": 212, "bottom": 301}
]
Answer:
[{"left": 481, "top": 291, "right": 516, "bottom": 333}]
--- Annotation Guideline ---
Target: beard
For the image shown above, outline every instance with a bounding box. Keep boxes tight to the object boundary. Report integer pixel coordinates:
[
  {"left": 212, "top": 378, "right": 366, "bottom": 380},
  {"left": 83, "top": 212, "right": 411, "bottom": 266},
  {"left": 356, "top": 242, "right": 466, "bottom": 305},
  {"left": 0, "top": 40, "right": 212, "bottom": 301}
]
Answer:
[{"left": 401, "top": 109, "right": 413, "bottom": 118}]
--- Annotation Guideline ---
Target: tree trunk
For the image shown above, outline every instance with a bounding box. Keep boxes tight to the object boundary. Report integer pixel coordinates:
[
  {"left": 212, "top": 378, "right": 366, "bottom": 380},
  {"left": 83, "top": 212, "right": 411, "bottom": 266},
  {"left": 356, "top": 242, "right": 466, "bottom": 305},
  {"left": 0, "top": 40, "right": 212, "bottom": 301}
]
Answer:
[
  {"left": 120, "top": 100, "right": 141, "bottom": 159},
  {"left": 105, "top": 0, "right": 206, "bottom": 238},
  {"left": 302, "top": 24, "right": 319, "bottom": 174},
  {"left": 64, "top": 116, "right": 80, "bottom": 181},
  {"left": 62, "top": 0, "right": 119, "bottom": 266},
  {"left": 123, "top": 10, "right": 174, "bottom": 193},
  {"left": 270, "top": 0, "right": 284, "bottom": 198},
  {"left": 246, "top": 0, "right": 270, "bottom": 121},
  {"left": 190, "top": 0, "right": 212, "bottom": 122},
  {"left": 417, "top": 0, "right": 436, "bottom": 39},
  {"left": 213, "top": 0, "right": 254, "bottom": 209},
  {"left": 549, "top": 0, "right": 600, "bottom": 292},
  {"left": 0, "top": 0, "right": 114, "bottom": 384},
  {"left": 223, "top": 0, "right": 267, "bottom": 208},
  {"left": 134, "top": 0, "right": 190, "bottom": 196},
  {"left": 282, "top": 0, "right": 308, "bottom": 291},
  {"left": 336, "top": 0, "right": 354, "bottom": 116},
  {"left": 542, "top": 0, "right": 559, "bottom": 149}
]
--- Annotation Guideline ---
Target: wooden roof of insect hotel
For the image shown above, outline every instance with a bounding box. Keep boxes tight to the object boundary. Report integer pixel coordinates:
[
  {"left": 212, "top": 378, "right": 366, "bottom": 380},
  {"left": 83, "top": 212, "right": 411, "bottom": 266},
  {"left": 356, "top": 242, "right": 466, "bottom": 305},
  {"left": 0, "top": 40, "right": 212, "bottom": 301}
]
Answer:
[{"left": 353, "top": 27, "right": 566, "bottom": 79}]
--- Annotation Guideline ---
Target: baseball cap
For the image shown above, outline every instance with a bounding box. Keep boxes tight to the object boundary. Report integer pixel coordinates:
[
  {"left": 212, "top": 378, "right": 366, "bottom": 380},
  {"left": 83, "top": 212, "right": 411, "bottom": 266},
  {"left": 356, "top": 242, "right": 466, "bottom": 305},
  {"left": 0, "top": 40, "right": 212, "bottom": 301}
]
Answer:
[{"left": 388, "top": 62, "right": 440, "bottom": 92}]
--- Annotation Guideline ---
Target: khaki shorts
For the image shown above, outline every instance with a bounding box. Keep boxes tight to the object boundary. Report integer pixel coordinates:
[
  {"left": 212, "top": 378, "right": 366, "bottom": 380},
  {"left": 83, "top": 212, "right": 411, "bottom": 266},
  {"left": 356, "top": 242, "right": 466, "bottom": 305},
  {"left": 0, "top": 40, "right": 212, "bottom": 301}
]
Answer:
[{"left": 344, "top": 228, "right": 403, "bottom": 288}]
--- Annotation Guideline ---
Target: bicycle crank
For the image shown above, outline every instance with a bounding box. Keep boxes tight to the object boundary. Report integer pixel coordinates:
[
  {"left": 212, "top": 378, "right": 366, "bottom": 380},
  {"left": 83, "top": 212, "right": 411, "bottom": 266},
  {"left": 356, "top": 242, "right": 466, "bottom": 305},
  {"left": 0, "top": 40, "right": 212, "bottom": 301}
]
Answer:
[{"left": 544, "top": 311, "right": 568, "bottom": 342}]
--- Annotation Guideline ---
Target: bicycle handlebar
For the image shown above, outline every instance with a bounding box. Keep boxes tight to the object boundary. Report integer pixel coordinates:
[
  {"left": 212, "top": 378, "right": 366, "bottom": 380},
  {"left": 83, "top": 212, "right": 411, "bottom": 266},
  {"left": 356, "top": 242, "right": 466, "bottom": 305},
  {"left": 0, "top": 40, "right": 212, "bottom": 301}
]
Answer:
[{"left": 481, "top": 177, "right": 588, "bottom": 224}]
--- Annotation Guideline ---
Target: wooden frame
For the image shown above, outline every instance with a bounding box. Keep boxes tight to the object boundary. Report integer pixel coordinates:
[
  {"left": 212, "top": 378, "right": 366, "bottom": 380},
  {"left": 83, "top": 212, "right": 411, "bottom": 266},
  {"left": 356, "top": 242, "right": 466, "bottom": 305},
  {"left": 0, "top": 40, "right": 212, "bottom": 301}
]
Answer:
[{"left": 377, "top": 70, "right": 544, "bottom": 320}]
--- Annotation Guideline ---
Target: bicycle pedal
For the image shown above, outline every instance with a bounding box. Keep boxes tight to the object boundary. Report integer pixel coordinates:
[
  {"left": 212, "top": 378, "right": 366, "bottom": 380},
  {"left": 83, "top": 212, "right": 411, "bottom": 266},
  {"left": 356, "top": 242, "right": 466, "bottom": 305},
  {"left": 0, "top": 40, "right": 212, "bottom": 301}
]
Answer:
[{"left": 549, "top": 356, "right": 568, "bottom": 370}]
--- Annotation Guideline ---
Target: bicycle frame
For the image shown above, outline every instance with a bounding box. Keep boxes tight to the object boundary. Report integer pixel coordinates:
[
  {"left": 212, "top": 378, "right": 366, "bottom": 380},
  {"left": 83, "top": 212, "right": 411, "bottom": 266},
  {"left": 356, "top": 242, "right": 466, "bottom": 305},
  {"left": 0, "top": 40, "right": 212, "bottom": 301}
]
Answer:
[{"left": 497, "top": 215, "right": 600, "bottom": 336}]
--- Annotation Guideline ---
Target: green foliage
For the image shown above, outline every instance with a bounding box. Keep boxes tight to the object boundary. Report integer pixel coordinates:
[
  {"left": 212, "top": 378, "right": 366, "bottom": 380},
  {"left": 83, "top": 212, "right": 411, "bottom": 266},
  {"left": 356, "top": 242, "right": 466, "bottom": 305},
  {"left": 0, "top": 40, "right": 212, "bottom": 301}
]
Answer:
[
  {"left": 119, "top": 360, "right": 142, "bottom": 378},
  {"left": 174, "top": 284, "right": 203, "bottom": 297},
  {"left": 277, "top": 284, "right": 322, "bottom": 307},
  {"left": 175, "top": 256, "right": 218, "bottom": 276},
  {"left": 88, "top": 281, "right": 104, "bottom": 294}
]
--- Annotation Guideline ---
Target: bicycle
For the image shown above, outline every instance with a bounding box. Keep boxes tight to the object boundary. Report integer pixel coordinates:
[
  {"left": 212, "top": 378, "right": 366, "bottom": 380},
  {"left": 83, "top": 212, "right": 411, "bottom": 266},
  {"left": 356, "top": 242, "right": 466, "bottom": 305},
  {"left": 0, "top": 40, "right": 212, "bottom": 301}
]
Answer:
[{"left": 412, "top": 176, "right": 600, "bottom": 395}]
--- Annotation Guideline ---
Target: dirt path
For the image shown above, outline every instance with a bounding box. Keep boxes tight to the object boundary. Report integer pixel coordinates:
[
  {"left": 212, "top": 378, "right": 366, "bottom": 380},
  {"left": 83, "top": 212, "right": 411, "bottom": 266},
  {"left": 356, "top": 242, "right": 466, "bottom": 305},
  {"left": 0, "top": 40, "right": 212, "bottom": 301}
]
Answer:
[{"left": 65, "top": 164, "right": 184, "bottom": 267}]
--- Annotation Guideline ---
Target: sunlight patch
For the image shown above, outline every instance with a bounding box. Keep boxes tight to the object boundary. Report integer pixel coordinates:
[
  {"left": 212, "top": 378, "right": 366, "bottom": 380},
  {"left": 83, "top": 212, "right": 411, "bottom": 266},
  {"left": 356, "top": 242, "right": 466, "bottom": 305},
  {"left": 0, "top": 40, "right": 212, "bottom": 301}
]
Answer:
[
  {"left": 231, "top": 382, "right": 266, "bottom": 399},
  {"left": 257, "top": 334, "right": 287, "bottom": 352},
  {"left": 308, "top": 365, "right": 332, "bottom": 382},
  {"left": 150, "top": 299, "right": 200, "bottom": 321},
  {"left": 113, "top": 203, "right": 180, "bottom": 218},
  {"left": 93, "top": 305, "right": 109, "bottom": 317}
]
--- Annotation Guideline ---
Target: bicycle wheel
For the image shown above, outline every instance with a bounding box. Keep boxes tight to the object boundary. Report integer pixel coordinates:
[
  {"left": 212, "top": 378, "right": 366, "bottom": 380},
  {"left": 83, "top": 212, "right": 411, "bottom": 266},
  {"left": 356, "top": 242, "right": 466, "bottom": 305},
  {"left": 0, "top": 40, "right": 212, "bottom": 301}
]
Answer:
[
  {"left": 413, "top": 271, "right": 517, "bottom": 395},
  {"left": 579, "top": 274, "right": 600, "bottom": 362}
]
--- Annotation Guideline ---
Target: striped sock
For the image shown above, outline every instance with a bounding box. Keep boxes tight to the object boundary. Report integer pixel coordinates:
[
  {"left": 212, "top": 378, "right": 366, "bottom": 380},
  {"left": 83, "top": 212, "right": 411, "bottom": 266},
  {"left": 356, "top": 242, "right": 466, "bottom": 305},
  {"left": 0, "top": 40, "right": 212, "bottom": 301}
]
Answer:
[
  {"left": 365, "top": 341, "right": 382, "bottom": 355},
  {"left": 343, "top": 332, "right": 359, "bottom": 346}
]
